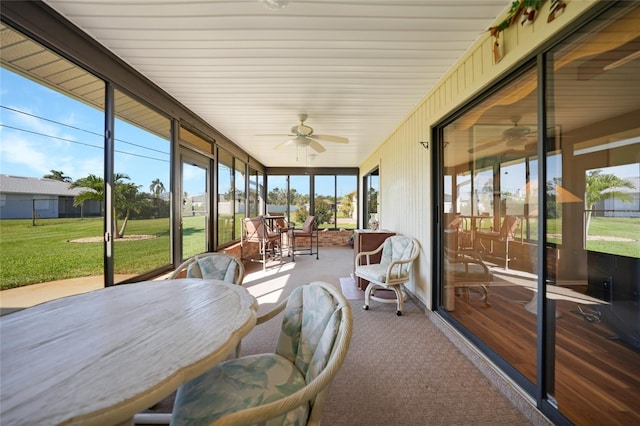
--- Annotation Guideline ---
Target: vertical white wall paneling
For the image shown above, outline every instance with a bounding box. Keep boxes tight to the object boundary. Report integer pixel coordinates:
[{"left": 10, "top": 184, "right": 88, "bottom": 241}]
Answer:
[{"left": 358, "top": 0, "right": 597, "bottom": 309}]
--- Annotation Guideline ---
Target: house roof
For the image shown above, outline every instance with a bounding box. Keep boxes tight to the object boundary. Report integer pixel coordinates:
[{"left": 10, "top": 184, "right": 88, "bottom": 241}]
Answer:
[{"left": 0, "top": 174, "right": 87, "bottom": 197}]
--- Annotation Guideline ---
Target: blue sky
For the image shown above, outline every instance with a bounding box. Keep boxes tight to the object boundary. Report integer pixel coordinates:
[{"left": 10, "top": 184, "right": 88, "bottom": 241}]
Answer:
[{"left": 1, "top": 68, "right": 173, "bottom": 192}]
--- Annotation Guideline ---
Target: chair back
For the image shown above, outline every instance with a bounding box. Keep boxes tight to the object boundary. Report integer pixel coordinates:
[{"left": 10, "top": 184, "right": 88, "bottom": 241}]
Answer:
[
  {"left": 499, "top": 215, "right": 519, "bottom": 239},
  {"left": 243, "top": 215, "right": 268, "bottom": 242},
  {"left": 275, "top": 282, "right": 352, "bottom": 419},
  {"left": 301, "top": 215, "right": 316, "bottom": 233},
  {"left": 379, "top": 236, "right": 420, "bottom": 276},
  {"left": 168, "top": 252, "right": 245, "bottom": 285},
  {"left": 275, "top": 217, "right": 288, "bottom": 231}
]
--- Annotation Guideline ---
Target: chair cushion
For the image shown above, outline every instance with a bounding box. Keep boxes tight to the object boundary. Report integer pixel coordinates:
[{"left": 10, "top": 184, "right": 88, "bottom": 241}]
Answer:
[
  {"left": 276, "top": 284, "right": 340, "bottom": 382},
  {"left": 448, "top": 262, "right": 490, "bottom": 282},
  {"left": 380, "top": 237, "right": 415, "bottom": 276},
  {"left": 186, "top": 261, "right": 203, "bottom": 279},
  {"left": 355, "top": 263, "right": 402, "bottom": 284},
  {"left": 196, "top": 255, "right": 238, "bottom": 282},
  {"left": 171, "top": 353, "right": 308, "bottom": 425}
]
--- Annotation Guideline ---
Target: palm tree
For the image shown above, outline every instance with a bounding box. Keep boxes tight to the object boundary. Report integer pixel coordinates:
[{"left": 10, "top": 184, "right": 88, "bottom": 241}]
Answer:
[
  {"left": 43, "top": 169, "right": 71, "bottom": 182},
  {"left": 584, "top": 170, "right": 634, "bottom": 233},
  {"left": 70, "top": 174, "right": 104, "bottom": 207},
  {"left": 71, "top": 173, "right": 142, "bottom": 238},
  {"left": 149, "top": 178, "right": 165, "bottom": 197}
]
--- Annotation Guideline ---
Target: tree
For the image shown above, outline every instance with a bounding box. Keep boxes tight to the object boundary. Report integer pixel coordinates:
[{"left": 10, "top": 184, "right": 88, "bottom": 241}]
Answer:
[
  {"left": 584, "top": 170, "right": 634, "bottom": 233},
  {"left": 338, "top": 192, "right": 355, "bottom": 218},
  {"left": 149, "top": 178, "right": 165, "bottom": 197},
  {"left": 314, "top": 197, "right": 334, "bottom": 225},
  {"left": 43, "top": 169, "right": 71, "bottom": 182},
  {"left": 70, "top": 174, "right": 104, "bottom": 209},
  {"left": 71, "top": 173, "right": 143, "bottom": 238},
  {"left": 267, "top": 187, "right": 288, "bottom": 205},
  {"left": 114, "top": 179, "right": 144, "bottom": 237}
]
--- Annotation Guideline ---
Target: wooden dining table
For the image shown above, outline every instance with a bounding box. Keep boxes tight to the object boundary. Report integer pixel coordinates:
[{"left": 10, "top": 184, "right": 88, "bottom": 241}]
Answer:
[{"left": 0, "top": 278, "right": 258, "bottom": 426}]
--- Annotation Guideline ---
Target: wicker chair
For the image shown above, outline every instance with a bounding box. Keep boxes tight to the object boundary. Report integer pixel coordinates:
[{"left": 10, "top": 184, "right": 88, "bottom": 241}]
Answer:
[
  {"left": 168, "top": 252, "right": 245, "bottom": 284},
  {"left": 170, "top": 281, "right": 353, "bottom": 426},
  {"left": 356, "top": 235, "right": 420, "bottom": 316}
]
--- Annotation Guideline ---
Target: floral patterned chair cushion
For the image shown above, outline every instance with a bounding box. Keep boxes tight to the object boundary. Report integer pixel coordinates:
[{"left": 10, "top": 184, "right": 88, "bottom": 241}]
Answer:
[
  {"left": 170, "top": 353, "right": 308, "bottom": 425},
  {"left": 181, "top": 254, "right": 239, "bottom": 283},
  {"left": 170, "top": 283, "right": 346, "bottom": 425}
]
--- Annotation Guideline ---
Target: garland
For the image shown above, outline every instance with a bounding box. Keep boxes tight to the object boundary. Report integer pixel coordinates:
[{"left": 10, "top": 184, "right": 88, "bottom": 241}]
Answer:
[{"left": 488, "top": 0, "right": 547, "bottom": 38}]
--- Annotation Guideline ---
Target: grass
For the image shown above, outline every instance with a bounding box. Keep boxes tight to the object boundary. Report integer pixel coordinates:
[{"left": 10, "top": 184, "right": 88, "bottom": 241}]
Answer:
[
  {"left": 0, "top": 217, "right": 171, "bottom": 290},
  {"left": 586, "top": 216, "right": 640, "bottom": 258}
]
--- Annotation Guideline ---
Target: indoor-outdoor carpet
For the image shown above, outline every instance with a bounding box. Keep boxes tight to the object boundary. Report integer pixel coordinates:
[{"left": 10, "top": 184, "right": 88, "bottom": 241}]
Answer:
[{"left": 340, "top": 276, "right": 365, "bottom": 300}]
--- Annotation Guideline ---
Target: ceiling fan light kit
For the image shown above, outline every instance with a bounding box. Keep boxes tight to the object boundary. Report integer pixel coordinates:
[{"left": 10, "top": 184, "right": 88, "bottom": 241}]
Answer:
[
  {"left": 259, "top": 0, "right": 289, "bottom": 11},
  {"left": 258, "top": 113, "right": 348, "bottom": 156}
]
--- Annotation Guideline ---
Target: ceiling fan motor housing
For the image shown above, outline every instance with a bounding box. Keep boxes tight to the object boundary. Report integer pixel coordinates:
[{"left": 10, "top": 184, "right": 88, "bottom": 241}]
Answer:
[{"left": 291, "top": 124, "right": 313, "bottom": 136}]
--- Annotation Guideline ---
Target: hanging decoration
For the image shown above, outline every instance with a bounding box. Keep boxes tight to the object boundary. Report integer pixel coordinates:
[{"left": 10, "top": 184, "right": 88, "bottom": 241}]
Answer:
[
  {"left": 488, "top": 0, "right": 547, "bottom": 38},
  {"left": 548, "top": 0, "right": 567, "bottom": 23},
  {"left": 487, "top": 0, "right": 554, "bottom": 63}
]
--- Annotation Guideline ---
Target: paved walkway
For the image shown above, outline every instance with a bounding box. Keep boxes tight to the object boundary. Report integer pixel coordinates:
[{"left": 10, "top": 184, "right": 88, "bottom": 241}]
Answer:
[{"left": 0, "top": 275, "right": 136, "bottom": 315}]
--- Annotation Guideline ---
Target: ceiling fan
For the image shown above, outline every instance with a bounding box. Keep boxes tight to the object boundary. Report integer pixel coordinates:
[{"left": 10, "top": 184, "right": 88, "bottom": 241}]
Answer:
[
  {"left": 258, "top": 114, "right": 349, "bottom": 154},
  {"left": 468, "top": 115, "right": 536, "bottom": 154}
]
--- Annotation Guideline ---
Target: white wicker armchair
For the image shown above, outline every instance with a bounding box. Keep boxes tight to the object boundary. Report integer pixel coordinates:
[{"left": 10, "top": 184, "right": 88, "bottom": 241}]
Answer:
[
  {"left": 355, "top": 235, "right": 420, "bottom": 316},
  {"left": 168, "top": 252, "right": 245, "bottom": 285},
  {"left": 170, "top": 281, "right": 353, "bottom": 426}
]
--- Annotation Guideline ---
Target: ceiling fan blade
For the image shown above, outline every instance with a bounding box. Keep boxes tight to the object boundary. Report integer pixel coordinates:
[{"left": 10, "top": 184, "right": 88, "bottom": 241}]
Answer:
[
  {"left": 274, "top": 139, "right": 297, "bottom": 150},
  {"left": 310, "top": 134, "right": 349, "bottom": 144},
  {"left": 309, "top": 140, "right": 326, "bottom": 153},
  {"left": 468, "top": 136, "right": 502, "bottom": 153}
]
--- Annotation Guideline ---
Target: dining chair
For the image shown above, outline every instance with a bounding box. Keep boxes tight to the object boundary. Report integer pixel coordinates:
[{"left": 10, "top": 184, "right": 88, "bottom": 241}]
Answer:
[
  {"left": 170, "top": 281, "right": 353, "bottom": 426},
  {"left": 443, "top": 229, "right": 492, "bottom": 311},
  {"left": 168, "top": 252, "right": 245, "bottom": 285},
  {"left": 289, "top": 215, "right": 319, "bottom": 260},
  {"left": 474, "top": 215, "right": 520, "bottom": 269},
  {"left": 355, "top": 235, "right": 420, "bottom": 316}
]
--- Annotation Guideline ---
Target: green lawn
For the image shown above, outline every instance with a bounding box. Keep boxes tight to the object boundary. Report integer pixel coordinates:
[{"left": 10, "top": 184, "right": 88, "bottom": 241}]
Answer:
[
  {"left": 585, "top": 216, "right": 640, "bottom": 257},
  {"left": 0, "top": 217, "right": 171, "bottom": 290}
]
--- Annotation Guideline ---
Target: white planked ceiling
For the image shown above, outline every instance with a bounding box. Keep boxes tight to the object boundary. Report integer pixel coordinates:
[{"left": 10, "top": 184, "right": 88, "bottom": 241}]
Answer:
[{"left": 43, "top": 0, "right": 509, "bottom": 167}]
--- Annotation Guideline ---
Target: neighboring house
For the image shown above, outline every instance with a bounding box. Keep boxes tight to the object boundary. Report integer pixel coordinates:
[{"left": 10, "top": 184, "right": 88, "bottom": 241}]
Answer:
[
  {"left": 0, "top": 174, "right": 102, "bottom": 219},
  {"left": 597, "top": 176, "right": 640, "bottom": 218}
]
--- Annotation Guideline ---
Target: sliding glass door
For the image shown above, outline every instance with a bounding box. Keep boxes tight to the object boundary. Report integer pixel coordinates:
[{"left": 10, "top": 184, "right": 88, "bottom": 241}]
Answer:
[
  {"left": 437, "top": 3, "right": 640, "bottom": 424},
  {"left": 181, "top": 150, "right": 210, "bottom": 260}
]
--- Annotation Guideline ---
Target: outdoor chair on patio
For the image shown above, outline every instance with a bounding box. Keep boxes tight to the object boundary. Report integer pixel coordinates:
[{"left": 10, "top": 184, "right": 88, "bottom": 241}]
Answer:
[
  {"left": 289, "top": 215, "right": 319, "bottom": 261},
  {"left": 170, "top": 281, "right": 353, "bottom": 426},
  {"left": 241, "top": 215, "right": 283, "bottom": 271},
  {"left": 356, "top": 235, "right": 420, "bottom": 316}
]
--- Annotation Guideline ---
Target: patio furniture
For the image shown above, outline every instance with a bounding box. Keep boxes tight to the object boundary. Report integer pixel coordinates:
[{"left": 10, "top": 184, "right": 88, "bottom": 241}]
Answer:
[
  {"left": 170, "top": 281, "right": 353, "bottom": 425},
  {"left": 168, "top": 252, "right": 245, "bottom": 284},
  {"left": 241, "top": 215, "right": 283, "bottom": 271},
  {"left": 0, "top": 279, "right": 258, "bottom": 426},
  {"left": 289, "top": 215, "right": 319, "bottom": 260},
  {"left": 443, "top": 229, "right": 493, "bottom": 311},
  {"left": 475, "top": 215, "right": 520, "bottom": 269},
  {"left": 356, "top": 235, "right": 420, "bottom": 316}
]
